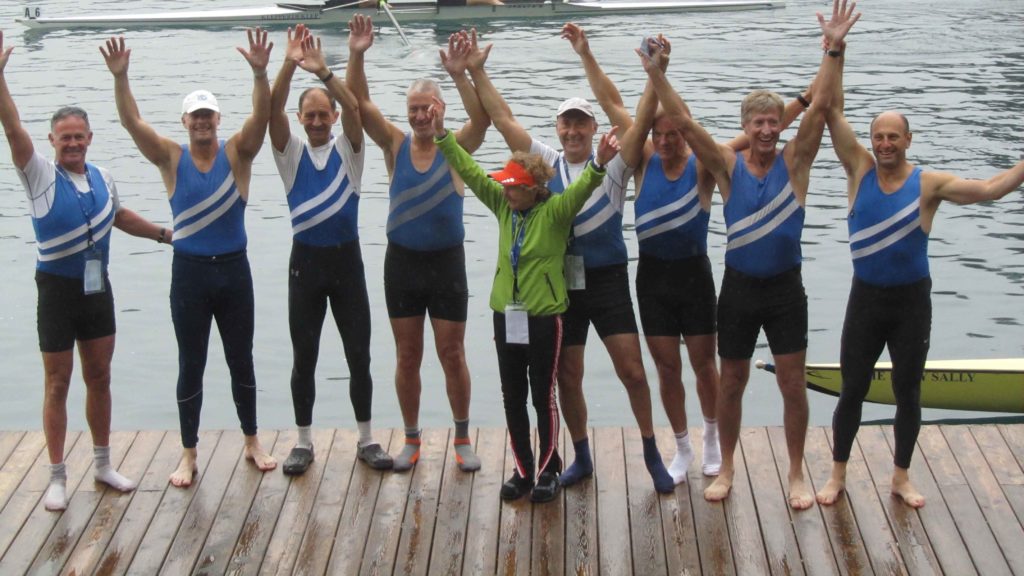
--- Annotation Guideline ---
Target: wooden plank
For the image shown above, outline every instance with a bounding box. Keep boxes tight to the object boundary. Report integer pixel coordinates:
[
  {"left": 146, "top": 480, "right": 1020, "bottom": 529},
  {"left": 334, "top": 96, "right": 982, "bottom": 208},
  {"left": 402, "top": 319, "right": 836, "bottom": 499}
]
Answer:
[
  {"left": 857, "top": 426, "right": 939, "bottom": 576},
  {"left": 0, "top": 432, "right": 26, "bottom": 475},
  {"left": 289, "top": 428, "right": 358, "bottom": 575},
  {"left": 0, "top": 430, "right": 44, "bottom": 515},
  {"left": 431, "top": 427, "right": 478, "bottom": 575},
  {"left": 531, "top": 428, "right": 565, "bottom": 576},
  {"left": 495, "top": 430, "right": 532, "bottom": 576},
  {"left": 247, "top": 427, "right": 336, "bottom": 576},
  {"left": 358, "top": 428, "right": 410, "bottom": 576},
  {"left": 802, "top": 426, "right": 872, "bottom": 576},
  {"left": 92, "top": 429, "right": 183, "bottom": 576},
  {"left": 593, "top": 426, "right": 630, "bottom": 575},
  {"left": 723, "top": 427, "right": 769, "bottom": 575},
  {"left": 562, "top": 426, "right": 597, "bottom": 576},
  {"left": 125, "top": 429, "right": 222, "bottom": 575},
  {"left": 460, "top": 427, "right": 506, "bottom": 576},
  {"left": 942, "top": 425, "right": 1024, "bottom": 574},
  {"left": 686, "top": 426, "right": 736, "bottom": 575},
  {"left": 766, "top": 426, "right": 839, "bottom": 576},
  {"left": 53, "top": 430, "right": 163, "bottom": 576},
  {"left": 972, "top": 425, "right": 1024, "bottom": 527},
  {"left": 192, "top": 430, "right": 282, "bottom": 575},
  {"left": 742, "top": 426, "right": 804, "bottom": 576},
  {"left": 656, "top": 426, "right": 701, "bottom": 576},
  {"left": 0, "top": 429, "right": 92, "bottom": 572},
  {"left": 999, "top": 425, "right": 1024, "bottom": 468},
  {"left": 888, "top": 426, "right": 978, "bottom": 576},
  {"left": 391, "top": 427, "right": 449, "bottom": 576},
  {"left": 623, "top": 426, "right": 666, "bottom": 576},
  {"left": 0, "top": 430, "right": 73, "bottom": 561}
]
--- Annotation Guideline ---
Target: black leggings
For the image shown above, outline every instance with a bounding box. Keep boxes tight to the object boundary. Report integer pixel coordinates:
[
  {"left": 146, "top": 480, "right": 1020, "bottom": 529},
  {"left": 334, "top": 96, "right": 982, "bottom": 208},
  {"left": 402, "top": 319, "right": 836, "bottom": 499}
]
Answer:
[
  {"left": 494, "top": 312, "right": 563, "bottom": 478},
  {"left": 832, "top": 277, "right": 931, "bottom": 469},
  {"left": 170, "top": 251, "right": 258, "bottom": 449},
  {"left": 289, "top": 240, "right": 373, "bottom": 426}
]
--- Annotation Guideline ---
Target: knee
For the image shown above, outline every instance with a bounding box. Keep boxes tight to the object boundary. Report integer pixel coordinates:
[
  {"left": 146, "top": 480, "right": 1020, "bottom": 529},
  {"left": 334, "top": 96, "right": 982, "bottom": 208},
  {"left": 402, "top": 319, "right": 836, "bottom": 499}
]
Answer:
[
  {"left": 616, "top": 360, "right": 648, "bottom": 392},
  {"left": 44, "top": 377, "right": 71, "bottom": 403},
  {"left": 437, "top": 342, "right": 467, "bottom": 372}
]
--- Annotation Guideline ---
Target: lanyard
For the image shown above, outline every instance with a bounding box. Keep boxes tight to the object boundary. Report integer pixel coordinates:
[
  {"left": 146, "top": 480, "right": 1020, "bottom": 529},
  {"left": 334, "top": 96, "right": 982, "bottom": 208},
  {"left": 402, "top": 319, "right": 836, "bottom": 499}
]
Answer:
[
  {"left": 510, "top": 210, "right": 529, "bottom": 300},
  {"left": 57, "top": 166, "right": 97, "bottom": 248},
  {"left": 558, "top": 153, "right": 593, "bottom": 247}
]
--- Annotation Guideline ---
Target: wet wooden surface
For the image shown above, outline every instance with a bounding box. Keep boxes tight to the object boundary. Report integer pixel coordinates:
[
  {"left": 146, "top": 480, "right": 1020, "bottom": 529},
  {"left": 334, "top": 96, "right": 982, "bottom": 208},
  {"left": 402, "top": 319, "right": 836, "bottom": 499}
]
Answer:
[{"left": 0, "top": 424, "right": 1022, "bottom": 575}]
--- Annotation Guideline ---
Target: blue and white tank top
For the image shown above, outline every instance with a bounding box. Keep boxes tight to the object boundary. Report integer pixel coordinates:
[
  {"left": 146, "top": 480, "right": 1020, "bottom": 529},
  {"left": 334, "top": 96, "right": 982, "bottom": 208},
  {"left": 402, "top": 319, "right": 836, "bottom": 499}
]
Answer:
[
  {"left": 848, "top": 167, "right": 929, "bottom": 286},
  {"left": 287, "top": 136, "right": 359, "bottom": 246},
  {"left": 170, "top": 142, "right": 247, "bottom": 256},
  {"left": 33, "top": 163, "right": 115, "bottom": 278},
  {"left": 548, "top": 153, "right": 628, "bottom": 268},
  {"left": 724, "top": 152, "right": 804, "bottom": 278},
  {"left": 387, "top": 134, "right": 463, "bottom": 251},
  {"left": 635, "top": 153, "right": 708, "bottom": 259}
]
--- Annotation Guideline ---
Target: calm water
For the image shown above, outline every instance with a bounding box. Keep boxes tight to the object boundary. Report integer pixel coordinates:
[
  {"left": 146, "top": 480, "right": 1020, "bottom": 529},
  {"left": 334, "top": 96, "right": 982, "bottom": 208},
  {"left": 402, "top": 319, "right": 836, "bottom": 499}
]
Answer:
[{"left": 0, "top": 0, "right": 1021, "bottom": 433}]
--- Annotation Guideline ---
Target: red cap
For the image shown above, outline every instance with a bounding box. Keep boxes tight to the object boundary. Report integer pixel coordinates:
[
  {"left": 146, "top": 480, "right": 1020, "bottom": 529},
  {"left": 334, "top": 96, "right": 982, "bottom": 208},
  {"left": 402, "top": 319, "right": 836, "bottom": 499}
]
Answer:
[{"left": 489, "top": 160, "right": 535, "bottom": 187}]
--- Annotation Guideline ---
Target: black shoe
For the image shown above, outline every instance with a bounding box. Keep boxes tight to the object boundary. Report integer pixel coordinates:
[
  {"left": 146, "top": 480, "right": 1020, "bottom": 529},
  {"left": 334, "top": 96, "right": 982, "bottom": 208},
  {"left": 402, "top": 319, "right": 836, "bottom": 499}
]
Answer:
[
  {"left": 283, "top": 446, "right": 314, "bottom": 476},
  {"left": 531, "top": 470, "right": 560, "bottom": 503},
  {"left": 500, "top": 472, "right": 534, "bottom": 501}
]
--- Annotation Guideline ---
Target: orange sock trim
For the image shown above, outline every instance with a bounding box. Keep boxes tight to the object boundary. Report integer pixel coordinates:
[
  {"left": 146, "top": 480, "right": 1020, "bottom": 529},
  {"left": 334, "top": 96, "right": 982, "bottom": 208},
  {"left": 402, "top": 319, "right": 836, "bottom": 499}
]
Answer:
[{"left": 454, "top": 438, "right": 472, "bottom": 446}]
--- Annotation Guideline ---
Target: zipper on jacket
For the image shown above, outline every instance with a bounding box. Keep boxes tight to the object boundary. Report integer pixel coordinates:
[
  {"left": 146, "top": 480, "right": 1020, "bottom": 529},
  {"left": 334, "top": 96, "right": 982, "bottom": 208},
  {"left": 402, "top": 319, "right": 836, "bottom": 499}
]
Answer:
[{"left": 544, "top": 272, "right": 558, "bottom": 301}]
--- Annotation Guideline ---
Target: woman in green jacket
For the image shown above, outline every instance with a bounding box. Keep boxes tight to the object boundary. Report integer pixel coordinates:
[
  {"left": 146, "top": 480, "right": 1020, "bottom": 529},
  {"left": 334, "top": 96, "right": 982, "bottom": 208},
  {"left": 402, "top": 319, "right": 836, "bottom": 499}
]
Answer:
[{"left": 431, "top": 97, "right": 619, "bottom": 503}]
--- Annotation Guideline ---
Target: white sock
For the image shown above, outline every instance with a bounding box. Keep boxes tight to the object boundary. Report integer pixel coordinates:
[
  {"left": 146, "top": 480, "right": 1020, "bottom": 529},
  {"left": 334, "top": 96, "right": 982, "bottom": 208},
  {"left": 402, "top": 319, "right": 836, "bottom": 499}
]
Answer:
[
  {"left": 45, "top": 463, "right": 68, "bottom": 511},
  {"left": 668, "top": 431, "right": 694, "bottom": 485},
  {"left": 702, "top": 418, "right": 722, "bottom": 476},
  {"left": 357, "top": 421, "right": 373, "bottom": 448},
  {"left": 296, "top": 426, "right": 313, "bottom": 449},
  {"left": 94, "top": 446, "right": 137, "bottom": 492}
]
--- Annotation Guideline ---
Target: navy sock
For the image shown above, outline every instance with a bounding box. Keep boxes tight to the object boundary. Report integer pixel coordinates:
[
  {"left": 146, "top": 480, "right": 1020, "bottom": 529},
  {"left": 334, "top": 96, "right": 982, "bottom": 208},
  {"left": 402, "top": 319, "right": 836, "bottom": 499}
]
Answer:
[
  {"left": 560, "top": 437, "right": 594, "bottom": 486},
  {"left": 643, "top": 435, "right": 674, "bottom": 494}
]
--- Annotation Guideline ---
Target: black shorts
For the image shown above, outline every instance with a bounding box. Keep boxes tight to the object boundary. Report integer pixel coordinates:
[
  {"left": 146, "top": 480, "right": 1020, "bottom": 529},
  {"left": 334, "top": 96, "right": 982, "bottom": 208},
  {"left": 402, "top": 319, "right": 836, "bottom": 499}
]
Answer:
[
  {"left": 384, "top": 242, "right": 469, "bottom": 322},
  {"left": 36, "top": 270, "right": 116, "bottom": 353},
  {"left": 636, "top": 253, "right": 717, "bottom": 337},
  {"left": 562, "top": 263, "right": 639, "bottom": 347},
  {"left": 717, "top": 266, "right": 807, "bottom": 359}
]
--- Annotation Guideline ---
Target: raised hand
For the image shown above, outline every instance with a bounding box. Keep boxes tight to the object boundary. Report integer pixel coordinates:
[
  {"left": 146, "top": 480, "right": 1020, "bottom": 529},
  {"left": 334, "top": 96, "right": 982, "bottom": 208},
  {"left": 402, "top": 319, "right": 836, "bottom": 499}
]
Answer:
[
  {"left": 596, "top": 125, "right": 621, "bottom": 167},
  {"left": 238, "top": 27, "right": 273, "bottom": 73},
  {"left": 296, "top": 34, "right": 329, "bottom": 77},
  {"left": 348, "top": 14, "right": 375, "bottom": 55},
  {"left": 440, "top": 30, "right": 470, "bottom": 77},
  {"left": 636, "top": 35, "right": 670, "bottom": 74},
  {"left": 285, "top": 24, "right": 310, "bottom": 64},
  {"left": 429, "top": 95, "right": 447, "bottom": 138},
  {"left": 818, "top": 0, "right": 861, "bottom": 47},
  {"left": 0, "top": 31, "right": 14, "bottom": 73},
  {"left": 465, "top": 28, "right": 491, "bottom": 72},
  {"left": 100, "top": 36, "right": 131, "bottom": 76},
  {"left": 561, "top": 23, "right": 590, "bottom": 56}
]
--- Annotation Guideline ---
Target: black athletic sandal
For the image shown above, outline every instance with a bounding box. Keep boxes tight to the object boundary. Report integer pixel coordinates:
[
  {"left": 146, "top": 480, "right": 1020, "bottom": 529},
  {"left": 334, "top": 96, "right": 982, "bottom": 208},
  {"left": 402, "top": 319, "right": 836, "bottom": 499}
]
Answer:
[
  {"left": 500, "top": 472, "right": 534, "bottom": 501},
  {"left": 283, "top": 446, "right": 314, "bottom": 476},
  {"left": 531, "top": 470, "right": 560, "bottom": 503}
]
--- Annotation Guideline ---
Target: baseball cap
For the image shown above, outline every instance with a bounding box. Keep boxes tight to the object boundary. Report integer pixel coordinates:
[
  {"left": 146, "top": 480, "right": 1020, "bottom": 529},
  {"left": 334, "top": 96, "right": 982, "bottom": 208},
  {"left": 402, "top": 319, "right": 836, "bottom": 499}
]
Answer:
[
  {"left": 181, "top": 90, "right": 220, "bottom": 115},
  {"left": 556, "top": 97, "right": 595, "bottom": 119},
  {"left": 489, "top": 160, "right": 535, "bottom": 187}
]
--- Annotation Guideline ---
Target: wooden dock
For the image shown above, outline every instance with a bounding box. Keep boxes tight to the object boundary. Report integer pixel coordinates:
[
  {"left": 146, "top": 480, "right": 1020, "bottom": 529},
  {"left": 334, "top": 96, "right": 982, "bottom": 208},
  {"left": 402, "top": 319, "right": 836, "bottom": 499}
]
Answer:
[{"left": 1, "top": 424, "right": 1022, "bottom": 575}]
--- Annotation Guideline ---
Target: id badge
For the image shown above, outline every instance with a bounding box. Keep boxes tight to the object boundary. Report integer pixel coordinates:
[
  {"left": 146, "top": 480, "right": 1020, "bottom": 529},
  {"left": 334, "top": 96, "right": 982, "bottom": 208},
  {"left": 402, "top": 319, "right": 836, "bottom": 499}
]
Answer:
[
  {"left": 83, "top": 248, "right": 105, "bottom": 295},
  {"left": 565, "top": 254, "right": 586, "bottom": 290},
  {"left": 505, "top": 303, "right": 529, "bottom": 345}
]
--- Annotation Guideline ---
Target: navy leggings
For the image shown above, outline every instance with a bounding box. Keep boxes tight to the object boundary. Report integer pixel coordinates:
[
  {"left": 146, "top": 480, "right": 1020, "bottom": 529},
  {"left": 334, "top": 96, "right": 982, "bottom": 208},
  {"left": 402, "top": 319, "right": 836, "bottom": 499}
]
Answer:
[
  {"left": 494, "top": 312, "right": 562, "bottom": 478},
  {"left": 170, "top": 251, "right": 258, "bottom": 448},
  {"left": 832, "top": 277, "right": 931, "bottom": 469},
  {"left": 288, "top": 240, "right": 373, "bottom": 426}
]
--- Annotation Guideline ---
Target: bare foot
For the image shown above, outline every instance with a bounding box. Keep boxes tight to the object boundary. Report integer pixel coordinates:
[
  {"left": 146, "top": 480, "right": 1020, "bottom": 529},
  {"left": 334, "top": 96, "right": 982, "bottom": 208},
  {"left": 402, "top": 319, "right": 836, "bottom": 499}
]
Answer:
[
  {"left": 788, "top": 475, "right": 814, "bottom": 510},
  {"left": 170, "top": 449, "right": 198, "bottom": 488},
  {"left": 891, "top": 477, "right": 925, "bottom": 508},
  {"left": 704, "top": 473, "right": 733, "bottom": 502},
  {"left": 244, "top": 436, "right": 278, "bottom": 472},
  {"left": 816, "top": 477, "right": 846, "bottom": 505}
]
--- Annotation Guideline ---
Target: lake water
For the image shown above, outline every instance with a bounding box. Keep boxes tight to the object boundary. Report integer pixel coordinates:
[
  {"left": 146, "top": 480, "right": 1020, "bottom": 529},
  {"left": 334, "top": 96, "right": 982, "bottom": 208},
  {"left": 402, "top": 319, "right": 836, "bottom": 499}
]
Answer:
[{"left": 0, "top": 0, "right": 1021, "bottom": 434}]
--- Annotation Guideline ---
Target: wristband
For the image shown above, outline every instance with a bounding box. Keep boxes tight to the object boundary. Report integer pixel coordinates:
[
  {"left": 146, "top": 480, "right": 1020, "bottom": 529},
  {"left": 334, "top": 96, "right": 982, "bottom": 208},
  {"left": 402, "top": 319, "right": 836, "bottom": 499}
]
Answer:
[
  {"left": 797, "top": 94, "right": 810, "bottom": 108},
  {"left": 320, "top": 70, "right": 335, "bottom": 83},
  {"left": 826, "top": 49, "right": 842, "bottom": 58},
  {"left": 592, "top": 159, "right": 606, "bottom": 172},
  {"left": 157, "top": 228, "right": 167, "bottom": 244}
]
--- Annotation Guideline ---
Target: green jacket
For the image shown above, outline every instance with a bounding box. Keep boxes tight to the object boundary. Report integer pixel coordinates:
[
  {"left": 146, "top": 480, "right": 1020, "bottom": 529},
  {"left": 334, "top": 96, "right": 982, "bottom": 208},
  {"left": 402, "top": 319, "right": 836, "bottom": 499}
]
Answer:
[{"left": 436, "top": 132, "right": 605, "bottom": 316}]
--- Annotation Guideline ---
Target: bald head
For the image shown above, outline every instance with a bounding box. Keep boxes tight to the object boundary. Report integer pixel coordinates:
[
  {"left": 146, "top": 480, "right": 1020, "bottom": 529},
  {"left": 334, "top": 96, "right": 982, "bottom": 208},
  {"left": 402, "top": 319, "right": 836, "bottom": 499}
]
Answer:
[{"left": 870, "top": 111, "right": 910, "bottom": 137}]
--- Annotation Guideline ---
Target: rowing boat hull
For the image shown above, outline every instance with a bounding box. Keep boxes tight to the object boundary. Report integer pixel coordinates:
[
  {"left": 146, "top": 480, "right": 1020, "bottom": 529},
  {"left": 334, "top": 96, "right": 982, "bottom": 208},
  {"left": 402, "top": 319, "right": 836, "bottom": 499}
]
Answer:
[
  {"left": 805, "top": 359, "right": 1024, "bottom": 413},
  {"left": 17, "top": 0, "right": 784, "bottom": 30}
]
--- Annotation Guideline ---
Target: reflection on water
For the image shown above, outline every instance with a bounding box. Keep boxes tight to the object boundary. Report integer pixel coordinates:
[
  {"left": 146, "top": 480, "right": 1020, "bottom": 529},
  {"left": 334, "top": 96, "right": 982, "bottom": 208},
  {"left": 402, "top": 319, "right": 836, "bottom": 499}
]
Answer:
[{"left": 0, "top": 0, "right": 1021, "bottom": 431}]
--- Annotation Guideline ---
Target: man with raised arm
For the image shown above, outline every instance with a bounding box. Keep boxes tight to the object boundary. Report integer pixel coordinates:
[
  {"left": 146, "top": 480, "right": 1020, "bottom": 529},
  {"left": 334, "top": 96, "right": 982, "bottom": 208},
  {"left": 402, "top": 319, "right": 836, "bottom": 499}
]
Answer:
[
  {"left": 270, "top": 25, "right": 392, "bottom": 475},
  {"left": 466, "top": 25, "right": 674, "bottom": 493},
  {"left": 346, "top": 15, "right": 489, "bottom": 472},
  {"left": 682, "top": 0, "right": 860, "bottom": 509},
  {"left": 634, "top": 39, "right": 817, "bottom": 485},
  {"left": 816, "top": 46, "right": 1024, "bottom": 510},
  {"left": 102, "top": 29, "right": 277, "bottom": 487},
  {"left": 0, "top": 31, "right": 167, "bottom": 511}
]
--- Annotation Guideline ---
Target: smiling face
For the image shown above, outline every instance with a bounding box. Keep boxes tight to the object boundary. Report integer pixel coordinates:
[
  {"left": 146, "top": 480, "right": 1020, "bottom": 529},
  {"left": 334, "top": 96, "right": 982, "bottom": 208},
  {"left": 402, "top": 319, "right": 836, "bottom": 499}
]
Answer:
[
  {"left": 742, "top": 110, "right": 782, "bottom": 155},
  {"left": 503, "top": 184, "right": 540, "bottom": 212},
  {"left": 651, "top": 115, "right": 687, "bottom": 161},
  {"left": 556, "top": 111, "right": 598, "bottom": 164},
  {"left": 870, "top": 112, "right": 912, "bottom": 170},
  {"left": 297, "top": 89, "right": 339, "bottom": 148},
  {"left": 48, "top": 115, "right": 93, "bottom": 173},
  {"left": 181, "top": 108, "right": 220, "bottom": 146}
]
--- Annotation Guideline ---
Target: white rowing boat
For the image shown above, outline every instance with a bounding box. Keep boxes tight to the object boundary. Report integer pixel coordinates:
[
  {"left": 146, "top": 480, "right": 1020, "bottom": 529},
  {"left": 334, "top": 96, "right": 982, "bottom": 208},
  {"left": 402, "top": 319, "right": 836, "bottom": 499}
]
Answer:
[{"left": 17, "top": 0, "right": 784, "bottom": 30}]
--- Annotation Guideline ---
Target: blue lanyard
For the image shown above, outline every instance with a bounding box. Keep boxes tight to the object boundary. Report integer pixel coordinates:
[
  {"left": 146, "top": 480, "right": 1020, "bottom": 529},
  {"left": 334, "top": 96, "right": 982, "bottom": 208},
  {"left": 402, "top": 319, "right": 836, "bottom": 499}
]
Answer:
[
  {"left": 510, "top": 211, "right": 528, "bottom": 299},
  {"left": 57, "top": 166, "right": 98, "bottom": 248}
]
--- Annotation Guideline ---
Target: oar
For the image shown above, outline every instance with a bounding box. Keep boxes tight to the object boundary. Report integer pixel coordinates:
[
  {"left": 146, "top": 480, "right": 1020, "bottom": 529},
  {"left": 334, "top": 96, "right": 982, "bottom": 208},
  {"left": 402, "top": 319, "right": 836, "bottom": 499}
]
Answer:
[
  {"left": 377, "top": 0, "right": 411, "bottom": 47},
  {"left": 754, "top": 359, "right": 776, "bottom": 374},
  {"left": 321, "top": 0, "right": 369, "bottom": 12}
]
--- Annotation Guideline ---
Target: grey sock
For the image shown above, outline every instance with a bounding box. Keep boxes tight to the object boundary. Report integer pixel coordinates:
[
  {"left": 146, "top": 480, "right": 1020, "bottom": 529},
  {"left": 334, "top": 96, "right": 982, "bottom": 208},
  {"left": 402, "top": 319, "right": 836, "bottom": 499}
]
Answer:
[{"left": 394, "top": 428, "right": 422, "bottom": 472}]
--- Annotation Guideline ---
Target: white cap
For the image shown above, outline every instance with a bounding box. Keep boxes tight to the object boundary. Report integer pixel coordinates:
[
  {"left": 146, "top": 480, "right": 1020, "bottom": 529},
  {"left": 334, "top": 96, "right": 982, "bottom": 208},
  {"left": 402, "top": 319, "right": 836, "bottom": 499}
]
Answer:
[
  {"left": 181, "top": 90, "right": 220, "bottom": 115},
  {"left": 556, "top": 97, "right": 595, "bottom": 119}
]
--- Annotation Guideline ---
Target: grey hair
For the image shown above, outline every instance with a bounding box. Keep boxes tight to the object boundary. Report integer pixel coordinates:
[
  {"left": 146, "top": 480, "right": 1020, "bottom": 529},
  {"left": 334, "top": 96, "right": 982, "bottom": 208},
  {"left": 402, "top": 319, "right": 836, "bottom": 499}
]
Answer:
[
  {"left": 407, "top": 78, "right": 444, "bottom": 101},
  {"left": 740, "top": 90, "right": 784, "bottom": 126},
  {"left": 51, "top": 106, "right": 90, "bottom": 129}
]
